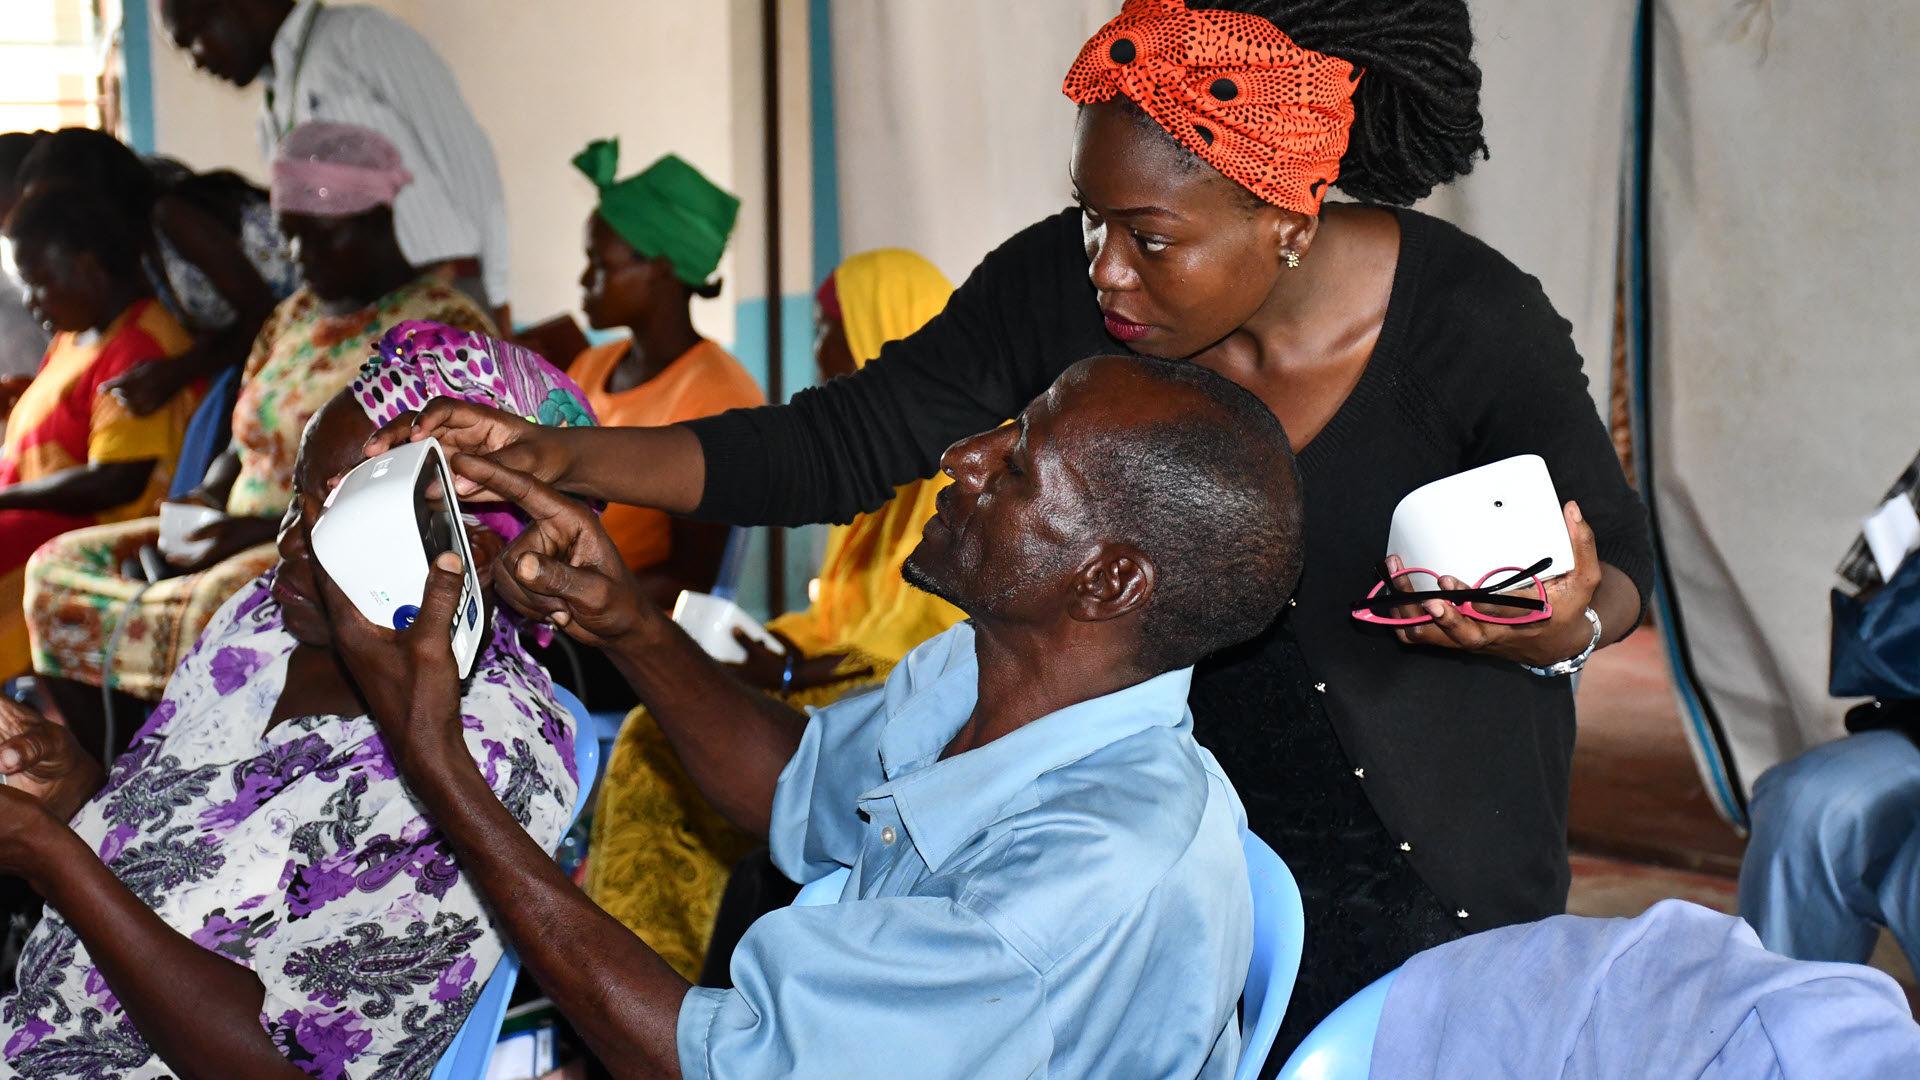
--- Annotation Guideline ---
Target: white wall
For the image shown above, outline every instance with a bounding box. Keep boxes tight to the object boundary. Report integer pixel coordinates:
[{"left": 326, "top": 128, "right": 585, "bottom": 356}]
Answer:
[
  {"left": 146, "top": 0, "right": 268, "bottom": 179},
  {"left": 1416, "top": 0, "right": 1637, "bottom": 415},
  {"left": 831, "top": 0, "right": 1112, "bottom": 288},
  {"left": 143, "top": 0, "right": 739, "bottom": 338}
]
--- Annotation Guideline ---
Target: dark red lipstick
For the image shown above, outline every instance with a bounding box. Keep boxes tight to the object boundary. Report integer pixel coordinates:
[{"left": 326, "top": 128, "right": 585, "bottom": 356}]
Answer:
[{"left": 1103, "top": 312, "right": 1152, "bottom": 342}]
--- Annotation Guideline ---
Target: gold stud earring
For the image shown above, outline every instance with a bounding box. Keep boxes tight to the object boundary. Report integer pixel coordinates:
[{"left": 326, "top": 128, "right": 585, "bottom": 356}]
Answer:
[{"left": 1285, "top": 250, "right": 1302, "bottom": 269}]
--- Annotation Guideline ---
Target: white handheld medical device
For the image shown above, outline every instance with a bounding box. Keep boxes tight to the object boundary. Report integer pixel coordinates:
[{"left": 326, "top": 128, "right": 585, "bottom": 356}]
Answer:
[
  {"left": 1384, "top": 454, "right": 1575, "bottom": 584},
  {"left": 310, "top": 437, "right": 486, "bottom": 678}
]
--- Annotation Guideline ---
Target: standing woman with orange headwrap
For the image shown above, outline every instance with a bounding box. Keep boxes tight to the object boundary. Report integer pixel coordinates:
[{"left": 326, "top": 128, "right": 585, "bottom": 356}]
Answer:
[{"left": 383, "top": 0, "right": 1654, "bottom": 1061}]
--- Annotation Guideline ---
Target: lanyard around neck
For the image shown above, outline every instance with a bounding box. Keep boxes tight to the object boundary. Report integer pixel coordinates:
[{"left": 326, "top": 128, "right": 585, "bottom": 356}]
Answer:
[{"left": 267, "top": 2, "right": 325, "bottom": 138}]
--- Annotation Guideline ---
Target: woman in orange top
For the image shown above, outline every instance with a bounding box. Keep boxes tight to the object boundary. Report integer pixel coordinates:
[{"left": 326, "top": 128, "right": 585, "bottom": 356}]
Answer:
[
  {"left": 566, "top": 140, "right": 764, "bottom": 607},
  {"left": 0, "top": 188, "right": 197, "bottom": 681}
]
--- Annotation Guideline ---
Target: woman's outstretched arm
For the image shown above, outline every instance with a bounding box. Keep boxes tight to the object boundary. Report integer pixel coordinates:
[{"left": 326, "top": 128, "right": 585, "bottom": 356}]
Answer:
[
  {"left": 0, "top": 802, "right": 310, "bottom": 1080},
  {"left": 366, "top": 209, "right": 1095, "bottom": 527}
]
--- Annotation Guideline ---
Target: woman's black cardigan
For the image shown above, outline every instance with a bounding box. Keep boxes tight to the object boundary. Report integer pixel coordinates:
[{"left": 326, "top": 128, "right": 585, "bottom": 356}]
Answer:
[{"left": 687, "top": 207, "right": 1656, "bottom": 932}]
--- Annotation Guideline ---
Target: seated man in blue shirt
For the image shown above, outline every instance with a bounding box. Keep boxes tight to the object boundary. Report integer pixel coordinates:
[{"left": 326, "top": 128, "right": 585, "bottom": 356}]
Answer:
[{"left": 319, "top": 353, "right": 1305, "bottom": 1079}]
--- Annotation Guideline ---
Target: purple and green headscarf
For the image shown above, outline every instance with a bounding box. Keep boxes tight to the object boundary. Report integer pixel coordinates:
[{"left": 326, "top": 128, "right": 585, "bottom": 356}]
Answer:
[{"left": 350, "top": 320, "right": 599, "bottom": 548}]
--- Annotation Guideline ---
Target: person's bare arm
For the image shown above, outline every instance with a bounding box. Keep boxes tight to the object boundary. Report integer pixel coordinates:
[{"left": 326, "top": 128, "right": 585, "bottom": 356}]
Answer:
[
  {"left": 9, "top": 817, "right": 312, "bottom": 1080},
  {"left": 459, "top": 453, "right": 806, "bottom": 836},
  {"left": 0, "top": 702, "right": 309, "bottom": 1080},
  {"left": 362, "top": 402, "right": 706, "bottom": 513},
  {"left": 181, "top": 447, "right": 242, "bottom": 507},
  {"left": 0, "top": 460, "right": 152, "bottom": 514},
  {"left": 315, "top": 550, "right": 691, "bottom": 1079}
]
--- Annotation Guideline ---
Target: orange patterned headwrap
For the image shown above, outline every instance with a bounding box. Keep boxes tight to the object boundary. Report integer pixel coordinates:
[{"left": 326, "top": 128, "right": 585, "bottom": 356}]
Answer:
[{"left": 1063, "top": 0, "right": 1360, "bottom": 215}]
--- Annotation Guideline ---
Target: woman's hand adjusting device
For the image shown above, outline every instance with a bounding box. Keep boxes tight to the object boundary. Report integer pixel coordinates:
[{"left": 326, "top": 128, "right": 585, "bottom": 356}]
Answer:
[{"left": 311, "top": 437, "right": 486, "bottom": 677}]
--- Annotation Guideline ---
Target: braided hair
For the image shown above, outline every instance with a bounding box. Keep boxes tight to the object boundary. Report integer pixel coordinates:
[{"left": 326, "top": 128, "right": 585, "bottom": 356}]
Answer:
[{"left": 1190, "top": 0, "right": 1488, "bottom": 206}]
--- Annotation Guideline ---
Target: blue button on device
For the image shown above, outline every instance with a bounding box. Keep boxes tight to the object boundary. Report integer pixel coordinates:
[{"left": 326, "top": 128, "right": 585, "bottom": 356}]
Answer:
[{"left": 392, "top": 604, "right": 420, "bottom": 629}]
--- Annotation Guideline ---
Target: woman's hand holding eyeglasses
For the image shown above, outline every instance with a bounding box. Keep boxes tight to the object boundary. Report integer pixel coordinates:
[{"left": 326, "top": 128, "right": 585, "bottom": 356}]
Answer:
[{"left": 1386, "top": 501, "right": 1605, "bottom": 667}]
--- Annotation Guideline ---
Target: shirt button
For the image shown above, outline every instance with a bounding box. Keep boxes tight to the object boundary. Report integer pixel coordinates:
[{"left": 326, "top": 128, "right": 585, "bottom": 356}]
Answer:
[
  {"left": 1456, "top": 909, "right": 1470, "bottom": 919},
  {"left": 880, "top": 826, "right": 897, "bottom": 845},
  {"left": 1352, "top": 767, "right": 1365, "bottom": 779},
  {"left": 1314, "top": 682, "right": 1327, "bottom": 693},
  {"left": 1399, "top": 841, "right": 1412, "bottom": 852}
]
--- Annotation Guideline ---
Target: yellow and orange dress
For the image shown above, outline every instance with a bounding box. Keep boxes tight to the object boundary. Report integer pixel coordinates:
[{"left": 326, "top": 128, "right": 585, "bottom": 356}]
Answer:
[
  {"left": 0, "top": 299, "right": 196, "bottom": 679},
  {"left": 585, "top": 250, "right": 965, "bottom": 977}
]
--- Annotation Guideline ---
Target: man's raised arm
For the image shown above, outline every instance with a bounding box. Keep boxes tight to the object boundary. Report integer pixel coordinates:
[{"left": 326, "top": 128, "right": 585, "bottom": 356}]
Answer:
[{"left": 457, "top": 452, "right": 805, "bottom": 836}]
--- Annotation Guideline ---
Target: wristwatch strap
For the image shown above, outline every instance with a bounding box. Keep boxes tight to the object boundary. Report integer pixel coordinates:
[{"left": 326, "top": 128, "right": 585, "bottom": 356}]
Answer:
[{"left": 1523, "top": 607, "right": 1603, "bottom": 677}]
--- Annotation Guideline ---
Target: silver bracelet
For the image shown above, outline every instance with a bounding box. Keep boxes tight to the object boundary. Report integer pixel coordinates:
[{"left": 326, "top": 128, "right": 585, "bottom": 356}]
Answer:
[{"left": 1522, "top": 607, "right": 1602, "bottom": 677}]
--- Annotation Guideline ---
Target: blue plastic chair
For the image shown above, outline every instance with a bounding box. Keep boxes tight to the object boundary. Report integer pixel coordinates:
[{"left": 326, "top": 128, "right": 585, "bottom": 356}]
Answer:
[
  {"left": 710, "top": 526, "right": 753, "bottom": 602},
  {"left": 792, "top": 865, "right": 850, "bottom": 907},
  {"left": 786, "top": 832, "right": 1305, "bottom": 1080},
  {"left": 1237, "top": 831, "right": 1306, "bottom": 1080},
  {"left": 1273, "top": 969, "right": 1397, "bottom": 1080},
  {"left": 167, "top": 366, "right": 242, "bottom": 499},
  {"left": 428, "top": 686, "right": 599, "bottom": 1080}
]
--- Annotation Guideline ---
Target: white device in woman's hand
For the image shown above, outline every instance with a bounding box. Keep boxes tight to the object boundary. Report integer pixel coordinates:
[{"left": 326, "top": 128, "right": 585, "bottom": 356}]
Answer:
[
  {"left": 310, "top": 437, "right": 486, "bottom": 678},
  {"left": 157, "top": 501, "right": 224, "bottom": 566},
  {"left": 1385, "top": 454, "right": 1577, "bottom": 583},
  {"left": 672, "top": 591, "right": 784, "bottom": 663}
]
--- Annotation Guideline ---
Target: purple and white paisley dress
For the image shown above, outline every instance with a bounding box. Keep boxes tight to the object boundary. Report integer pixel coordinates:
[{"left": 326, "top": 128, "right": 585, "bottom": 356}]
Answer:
[{"left": 0, "top": 574, "right": 577, "bottom": 1080}]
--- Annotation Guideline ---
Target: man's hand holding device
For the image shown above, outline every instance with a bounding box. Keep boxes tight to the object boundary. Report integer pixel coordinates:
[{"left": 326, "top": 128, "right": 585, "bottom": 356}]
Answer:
[
  {"left": 312, "top": 548, "right": 469, "bottom": 776},
  {"left": 311, "top": 438, "right": 487, "bottom": 678},
  {"left": 308, "top": 437, "right": 485, "bottom": 772}
]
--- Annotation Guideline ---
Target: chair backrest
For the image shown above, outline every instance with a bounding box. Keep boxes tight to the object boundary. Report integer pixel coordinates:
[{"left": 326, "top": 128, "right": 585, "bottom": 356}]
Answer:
[
  {"left": 710, "top": 526, "right": 753, "bottom": 602},
  {"left": 428, "top": 687, "right": 598, "bottom": 1080},
  {"left": 555, "top": 687, "right": 601, "bottom": 811},
  {"left": 1273, "top": 969, "right": 1397, "bottom": 1080},
  {"left": 792, "top": 865, "right": 852, "bottom": 907},
  {"left": 167, "top": 365, "right": 241, "bottom": 499},
  {"left": 1236, "top": 831, "right": 1306, "bottom": 1080}
]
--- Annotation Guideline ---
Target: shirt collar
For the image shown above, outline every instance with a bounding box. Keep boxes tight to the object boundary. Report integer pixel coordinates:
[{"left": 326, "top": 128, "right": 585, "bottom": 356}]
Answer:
[
  {"left": 268, "top": 0, "right": 323, "bottom": 78},
  {"left": 863, "top": 624, "right": 1196, "bottom": 873}
]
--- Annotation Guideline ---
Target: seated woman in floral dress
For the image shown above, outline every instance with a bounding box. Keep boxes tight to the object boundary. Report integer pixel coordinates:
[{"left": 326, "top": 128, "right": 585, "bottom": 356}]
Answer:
[
  {"left": 25, "top": 122, "right": 493, "bottom": 751},
  {"left": 0, "top": 324, "right": 585, "bottom": 1080}
]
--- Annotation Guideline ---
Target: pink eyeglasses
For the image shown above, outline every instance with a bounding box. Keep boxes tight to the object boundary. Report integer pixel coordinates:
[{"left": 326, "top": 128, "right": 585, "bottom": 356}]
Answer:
[{"left": 1350, "top": 557, "right": 1555, "bottom": 626}]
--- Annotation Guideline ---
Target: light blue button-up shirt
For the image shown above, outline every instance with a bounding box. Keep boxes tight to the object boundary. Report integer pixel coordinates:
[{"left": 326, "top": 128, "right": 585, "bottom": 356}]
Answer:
[{"left": 677, "top": 622, "right": 1251, "bottom": 1079}]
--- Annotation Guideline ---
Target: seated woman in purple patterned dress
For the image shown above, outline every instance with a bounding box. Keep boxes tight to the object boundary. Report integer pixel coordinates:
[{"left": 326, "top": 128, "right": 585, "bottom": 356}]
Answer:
[{"left": 0, "top": 324, "right": 591, "bottom": 1080}]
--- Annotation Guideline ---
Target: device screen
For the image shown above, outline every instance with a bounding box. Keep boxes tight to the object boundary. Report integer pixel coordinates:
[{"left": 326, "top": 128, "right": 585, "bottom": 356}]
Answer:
[
  {"left": 412, "top": 445, "right": 481, "bottom": 635},
  {"left": 414, "top": 458, "right": 460, "bottom": 561}
]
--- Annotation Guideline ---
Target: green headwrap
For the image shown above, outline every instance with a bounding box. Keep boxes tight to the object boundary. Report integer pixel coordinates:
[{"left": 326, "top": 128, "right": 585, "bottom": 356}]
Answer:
[{"left": 572, "top": 138, "right": 741, "bottom": 288}]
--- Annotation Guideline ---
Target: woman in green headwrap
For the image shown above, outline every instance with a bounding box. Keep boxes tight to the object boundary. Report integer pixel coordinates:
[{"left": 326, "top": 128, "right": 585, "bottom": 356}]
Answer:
[{"left": 565, "top": 138, "right": 764, "bottom": 608}]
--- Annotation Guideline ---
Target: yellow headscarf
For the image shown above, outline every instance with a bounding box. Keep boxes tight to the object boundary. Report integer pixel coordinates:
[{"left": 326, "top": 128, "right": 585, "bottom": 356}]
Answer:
[{"left": 766, "top": 249, "right": 964, "bottom": 664}]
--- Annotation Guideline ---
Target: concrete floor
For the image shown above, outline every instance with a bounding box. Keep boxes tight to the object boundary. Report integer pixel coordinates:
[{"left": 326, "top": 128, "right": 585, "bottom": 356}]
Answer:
[{"left": 1568, "top": 625, "right": 1917, "bottom": 1007}]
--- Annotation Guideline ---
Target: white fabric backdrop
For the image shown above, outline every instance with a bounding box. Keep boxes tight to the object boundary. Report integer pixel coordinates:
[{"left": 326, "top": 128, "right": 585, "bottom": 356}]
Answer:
[
  {"left": 1416, "top": 0, "right": 1637, "bottom": 413},
  {"left": 831, "top": 0, "right": 1634, "bottom": 411},
  {"left": 831, "top": 0, "right": 1111, "bottom": 288},
  {"left": 1646, "top": 0, "right": 1920, "bottom": 793}
]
